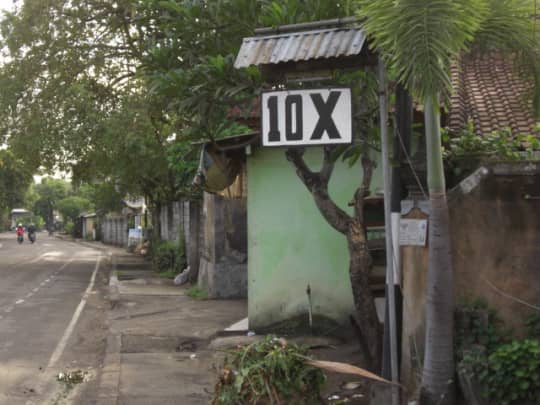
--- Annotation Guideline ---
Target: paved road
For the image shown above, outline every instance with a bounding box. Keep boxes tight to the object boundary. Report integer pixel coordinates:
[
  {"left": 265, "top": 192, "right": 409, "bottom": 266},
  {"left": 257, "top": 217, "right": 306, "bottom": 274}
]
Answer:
[{"left": 0, "top": 232, "right": 110, "bottom": 404}]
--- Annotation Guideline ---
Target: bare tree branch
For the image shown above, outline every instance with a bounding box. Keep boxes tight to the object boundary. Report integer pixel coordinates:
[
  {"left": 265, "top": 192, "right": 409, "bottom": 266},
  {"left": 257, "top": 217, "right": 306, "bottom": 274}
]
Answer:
[{"left": 286, "top": 148, "right": 350, "bottom": 234}]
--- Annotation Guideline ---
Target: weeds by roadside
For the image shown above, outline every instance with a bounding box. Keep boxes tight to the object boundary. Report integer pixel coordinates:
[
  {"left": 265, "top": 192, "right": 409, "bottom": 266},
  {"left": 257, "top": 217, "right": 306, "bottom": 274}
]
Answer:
[{"left": 186, "top": 286, "right": 207, "bottom": 299}]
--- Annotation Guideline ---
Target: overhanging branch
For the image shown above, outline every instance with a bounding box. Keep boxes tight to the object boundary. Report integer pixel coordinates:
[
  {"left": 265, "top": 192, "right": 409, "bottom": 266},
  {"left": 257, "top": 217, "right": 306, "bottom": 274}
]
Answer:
[{"left": 286, "top": 147, "right": 350, "bottom": 234}]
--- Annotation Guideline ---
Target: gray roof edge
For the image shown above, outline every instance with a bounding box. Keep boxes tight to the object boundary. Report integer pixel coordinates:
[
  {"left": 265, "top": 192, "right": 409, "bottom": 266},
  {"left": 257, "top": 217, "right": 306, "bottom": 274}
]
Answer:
[
  {"left": 253, "top": 17, "right": 361, "bottom": 36},
  {"left": 243, "top": 25, "right": 363, "bottom": 43}
]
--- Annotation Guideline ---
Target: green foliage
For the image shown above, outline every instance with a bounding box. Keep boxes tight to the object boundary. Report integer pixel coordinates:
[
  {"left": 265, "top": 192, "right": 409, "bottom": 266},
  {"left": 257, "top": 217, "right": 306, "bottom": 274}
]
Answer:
[
  {"left": 78, "top": 182, "right": 124, "bottom": 214},
  {"left": 259, "top": 0, "right": 352, "bottom": 27},
  {"left": 56, "top": 196, "right": 93, "bottom": 224},
  {"left": 157, "top": 269, "right": 178, "bottom": 280},
  {"left": 33, "top": 178, "right": 71, "bottom": 225},
  {"left": 455, "top": 298, "right": 509, "bottom": 359},
  {"left": 166, "top": 141, "right": 200, "bottom": 199},
  {"left": 525, "top": 314, "right": 540, "bottom": 340},
  {"left": 463, "top": 339, "right": 540, "bottom": 405},
  {"left": 357, "top": 0, "right": 486, "bottom": 102},
  {"left": 456, "top": 299, "right": 540, "bottom": 404},
  {"left": 64, "top": 222, "right": 74, "bottom": 235},
  {"left": 330, "top": 69, "right": 381, "bottom": 165},
  {"left": 357, "top": 0, "right": 539, "bottom": 107},
  {"left": 186, "top": 286, "right": 208, "bottom": 300},
  {"left": 151, "top": 240, "right": 185, "bottom": 274},
  {"left": 0, "top": 149, "right": 33, "bottom": 212},
  {"left": 212, "top": 336, "right": 325, "bottom": 405},
  {"left": 443, "top": 122, "right": 540, "bottom": 160},
  {"left": 29, "top": 215, "right": 45, "bottom": 230}
]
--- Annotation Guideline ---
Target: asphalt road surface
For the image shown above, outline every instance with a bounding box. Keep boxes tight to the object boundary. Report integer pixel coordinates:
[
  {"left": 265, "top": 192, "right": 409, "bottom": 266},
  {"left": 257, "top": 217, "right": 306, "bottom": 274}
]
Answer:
[{"left": 0, "top": 232, "right": 110, "bottom": 404}]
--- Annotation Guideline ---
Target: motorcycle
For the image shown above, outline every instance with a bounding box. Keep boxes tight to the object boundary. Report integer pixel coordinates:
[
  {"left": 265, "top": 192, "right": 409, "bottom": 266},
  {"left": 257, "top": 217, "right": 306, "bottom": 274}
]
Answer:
[
  {"left": 28, "top": 232, "right": 36, "bottom": 244},
  {"left": 17, "top": 233, "right": 24, "bottom": 244}
]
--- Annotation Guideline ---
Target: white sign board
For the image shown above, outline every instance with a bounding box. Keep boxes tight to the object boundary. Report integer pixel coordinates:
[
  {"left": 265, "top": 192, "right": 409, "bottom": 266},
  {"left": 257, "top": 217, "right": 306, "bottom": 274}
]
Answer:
[
  {"left": 261, "top": 88, "right": 352, "bottom": 146},
  {"left": 399, "top": 219, "right": 428, "bottom": 246},
  {"left": 128, "top": 228, "right": 143, "bottom": 247}
]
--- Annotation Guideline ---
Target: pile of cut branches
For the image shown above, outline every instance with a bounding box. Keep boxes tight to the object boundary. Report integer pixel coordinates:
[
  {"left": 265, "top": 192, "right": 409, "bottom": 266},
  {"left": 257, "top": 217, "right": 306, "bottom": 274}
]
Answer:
[{"left": 212, "top": 336, "right": 326, "bottom": 404}]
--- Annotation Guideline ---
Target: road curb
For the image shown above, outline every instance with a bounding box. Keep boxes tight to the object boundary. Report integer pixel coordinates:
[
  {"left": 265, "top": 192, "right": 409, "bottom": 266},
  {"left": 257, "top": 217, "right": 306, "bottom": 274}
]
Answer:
[
  {"left": 96, "top": 333, "right": 122, "bottom": 404},
  {"left": 97, "top": 250, "right": 122, "bottom": 404}
]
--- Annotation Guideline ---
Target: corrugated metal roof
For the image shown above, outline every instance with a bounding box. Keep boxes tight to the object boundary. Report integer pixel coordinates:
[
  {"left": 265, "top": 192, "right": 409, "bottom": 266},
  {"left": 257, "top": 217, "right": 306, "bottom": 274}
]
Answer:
[{"left": 234, "top": 27, "right": 367, "bottom": 68}]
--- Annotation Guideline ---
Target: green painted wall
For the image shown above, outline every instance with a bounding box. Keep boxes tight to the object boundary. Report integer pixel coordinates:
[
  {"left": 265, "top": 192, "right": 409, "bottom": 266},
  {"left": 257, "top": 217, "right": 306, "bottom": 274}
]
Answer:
[{"left": 247, "top": 146, "right": 383, "bottom": 329}]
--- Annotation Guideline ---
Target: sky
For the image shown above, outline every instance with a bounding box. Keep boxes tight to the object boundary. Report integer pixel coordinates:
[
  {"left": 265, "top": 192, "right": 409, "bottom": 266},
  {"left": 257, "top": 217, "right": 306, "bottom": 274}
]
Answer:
[
  {"left": 0, "top": 0, "right": 15, "bottom": 11},
  {"left": 0, "top": 0, "right": 14, "bottom": 14}
]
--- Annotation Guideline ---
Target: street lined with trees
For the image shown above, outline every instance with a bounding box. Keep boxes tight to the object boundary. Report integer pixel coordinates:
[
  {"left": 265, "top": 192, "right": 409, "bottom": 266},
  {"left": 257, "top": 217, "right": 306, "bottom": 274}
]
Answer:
[{"left": 0, "top": 1, "right": 539, "bottom": 404}]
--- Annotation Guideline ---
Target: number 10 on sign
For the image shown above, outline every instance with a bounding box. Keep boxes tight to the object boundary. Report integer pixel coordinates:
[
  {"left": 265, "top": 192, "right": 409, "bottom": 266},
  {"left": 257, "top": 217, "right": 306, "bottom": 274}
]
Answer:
[{"left": 261, "top": 88, "right": 353, "bottom": 147}]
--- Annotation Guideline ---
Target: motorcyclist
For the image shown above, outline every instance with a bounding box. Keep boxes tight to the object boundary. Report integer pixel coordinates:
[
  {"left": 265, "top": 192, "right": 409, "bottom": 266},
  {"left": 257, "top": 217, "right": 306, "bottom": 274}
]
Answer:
[
  {"left": 27, "top": 223, "right": 36, "bottom": 243},
  {"left": 16, "top": 223, "right": 25, "bottom": 243}
]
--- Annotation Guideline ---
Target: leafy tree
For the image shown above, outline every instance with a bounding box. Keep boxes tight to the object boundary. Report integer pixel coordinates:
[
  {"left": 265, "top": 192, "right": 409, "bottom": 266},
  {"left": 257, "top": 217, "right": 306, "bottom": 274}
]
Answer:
[
  {"left": 33, "top": 178, "right": 70, "bottom": 228},
  {"left": 56, "top": 196, "right": 93, "bottom": 224},
  {"left": 0, "top": 149, "right": 33, "bottom": 215},
  {"left": 0, "top": 1, "right": 200, "bottom": 213},
  {"left": 358, "top": 0, "right": 540, "bottom": 402}
]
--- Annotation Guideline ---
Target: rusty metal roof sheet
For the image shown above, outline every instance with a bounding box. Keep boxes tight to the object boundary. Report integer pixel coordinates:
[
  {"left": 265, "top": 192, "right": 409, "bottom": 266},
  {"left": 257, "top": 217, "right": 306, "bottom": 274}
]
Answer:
[{"left": 234, "top": 27, "right": 368, "bottom": 68}]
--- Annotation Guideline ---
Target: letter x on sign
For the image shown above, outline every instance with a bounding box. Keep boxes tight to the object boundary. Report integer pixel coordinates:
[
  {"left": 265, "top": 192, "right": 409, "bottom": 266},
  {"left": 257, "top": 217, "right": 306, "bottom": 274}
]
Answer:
[{"left": 310, "top": 91, "right": 341, "bottom": 140}]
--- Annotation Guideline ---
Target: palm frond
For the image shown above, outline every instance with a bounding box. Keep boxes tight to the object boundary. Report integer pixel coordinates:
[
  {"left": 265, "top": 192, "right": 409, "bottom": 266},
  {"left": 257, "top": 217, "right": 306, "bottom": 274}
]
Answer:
[{"left": 357, "top": 0, "right": 487, "bottom": 101}]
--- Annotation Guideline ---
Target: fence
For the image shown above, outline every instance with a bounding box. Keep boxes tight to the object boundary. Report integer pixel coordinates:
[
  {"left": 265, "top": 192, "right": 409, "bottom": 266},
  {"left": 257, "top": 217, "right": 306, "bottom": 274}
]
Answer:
[{"left": 101, "top": 216, "right": 128, "bottom": 247}]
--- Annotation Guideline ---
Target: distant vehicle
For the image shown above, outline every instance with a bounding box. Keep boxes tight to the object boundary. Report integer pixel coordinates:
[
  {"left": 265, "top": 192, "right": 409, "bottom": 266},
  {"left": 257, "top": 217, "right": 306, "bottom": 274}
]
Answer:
[
  {"left": 28, "top": 232, "right": 36, "bottom": 244},
  {"left": 10, "top": 209, "right": 32, "bottom": 230}
]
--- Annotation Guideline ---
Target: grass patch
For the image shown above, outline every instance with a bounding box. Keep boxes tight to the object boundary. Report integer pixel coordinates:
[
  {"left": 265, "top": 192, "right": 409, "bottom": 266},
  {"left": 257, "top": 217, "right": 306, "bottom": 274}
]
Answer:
[
  {"left": 186, "top": 286, "right": 208, "bottom": 299},
  {"left": 157, "top": 269, "right": 178, "bottom": 279}
]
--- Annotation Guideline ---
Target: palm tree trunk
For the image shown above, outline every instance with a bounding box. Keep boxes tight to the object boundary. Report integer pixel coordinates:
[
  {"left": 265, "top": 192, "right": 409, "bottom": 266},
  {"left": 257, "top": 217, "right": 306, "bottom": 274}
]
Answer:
[{"left": 419, "top": 98, "right": 455, "bottom": 405}]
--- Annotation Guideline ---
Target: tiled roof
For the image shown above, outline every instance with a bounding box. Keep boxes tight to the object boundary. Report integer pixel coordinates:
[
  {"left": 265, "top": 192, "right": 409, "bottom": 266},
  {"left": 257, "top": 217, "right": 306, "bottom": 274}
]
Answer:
[{"left": 448, "top": 53, "right": 538, "bottom": 135}]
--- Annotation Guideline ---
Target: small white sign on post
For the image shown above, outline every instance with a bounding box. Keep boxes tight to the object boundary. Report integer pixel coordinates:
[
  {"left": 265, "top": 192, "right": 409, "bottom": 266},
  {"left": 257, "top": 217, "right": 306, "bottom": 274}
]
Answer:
[
  {"left": 399, "top": 219, "right": 428, "bottom": 246},
  {"left": 261, "top": 88, "right": 352, "bottom": 146}
]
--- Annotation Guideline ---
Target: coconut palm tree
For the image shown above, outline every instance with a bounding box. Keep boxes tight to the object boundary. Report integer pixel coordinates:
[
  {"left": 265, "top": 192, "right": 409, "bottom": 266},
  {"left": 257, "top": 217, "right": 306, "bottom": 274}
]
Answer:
[{"left": 356, "top": 0, "right": 540, "bottom": 403}]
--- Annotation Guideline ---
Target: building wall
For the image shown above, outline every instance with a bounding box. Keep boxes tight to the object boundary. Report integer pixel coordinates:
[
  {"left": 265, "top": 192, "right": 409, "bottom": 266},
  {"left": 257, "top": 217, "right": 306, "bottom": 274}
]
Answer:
[
  {"left": 400, "top": 163, "right": 540, "bottom": 394},
  {"left": 247, "top": 147, "right": 383, "bottom": 329},
  {"left": 198, "top": 193, "right": 247, "bottom": 299},
  {"left": 84, "top": 217, "right": 95, "bottom": 240},
  {"left": 101, "top": 216, "right": 128, "bottom": 247},
  {"left": 451, "top": 166, "right": 540, "bottom": 333}
]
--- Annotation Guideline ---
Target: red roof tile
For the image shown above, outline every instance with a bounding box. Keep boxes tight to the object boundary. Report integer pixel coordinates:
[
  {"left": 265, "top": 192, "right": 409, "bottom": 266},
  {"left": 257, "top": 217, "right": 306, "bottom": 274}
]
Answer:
[{"left": 448, "top": 53, "right": 538, "bottom": 136}]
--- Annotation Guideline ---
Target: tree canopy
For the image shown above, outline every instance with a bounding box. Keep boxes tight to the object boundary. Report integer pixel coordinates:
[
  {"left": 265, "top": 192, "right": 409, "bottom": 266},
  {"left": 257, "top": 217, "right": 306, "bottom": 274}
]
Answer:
[
  {"left": 0, "top": 0, "right": 354, "bottom": 203},
  {"left": 0, "top": 149, "right": 33, "bottom": 213}
]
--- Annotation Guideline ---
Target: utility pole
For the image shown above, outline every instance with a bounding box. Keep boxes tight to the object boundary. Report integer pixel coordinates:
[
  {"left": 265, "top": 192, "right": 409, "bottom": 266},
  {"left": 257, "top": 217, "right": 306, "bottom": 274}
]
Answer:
[{"left": 377, "top": 58, "right": 399, "bottom": 405}]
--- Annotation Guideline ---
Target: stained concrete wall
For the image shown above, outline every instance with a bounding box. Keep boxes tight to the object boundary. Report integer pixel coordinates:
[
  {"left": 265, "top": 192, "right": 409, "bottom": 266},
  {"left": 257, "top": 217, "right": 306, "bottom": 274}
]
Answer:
[
  {"left": 198, "top": 192, "right": 247, "bottom": 299},
  {"left": 102, "top": 216, "right": 128, "bottom": 247},
  {"left": 160, "top": 201, "right": 185, "bottom": 242},
  {"left": 157, "top": 200, "right": 202, "bottom": 274},
  {"left": 247, "top": 147, "right": 383, "bottom": 330},
  {"left": 401, "top": 163, "right": 540, "bottom": 393}
]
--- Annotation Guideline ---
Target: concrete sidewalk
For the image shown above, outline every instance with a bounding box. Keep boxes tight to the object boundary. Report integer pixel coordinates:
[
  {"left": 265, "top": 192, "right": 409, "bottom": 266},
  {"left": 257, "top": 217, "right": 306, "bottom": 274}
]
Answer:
[
  {"left": 93, "top": 247, "right": 247, "bottom": 405},
  {"left": 62, "top": 239, "right": 370, "bottom": 404}
]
